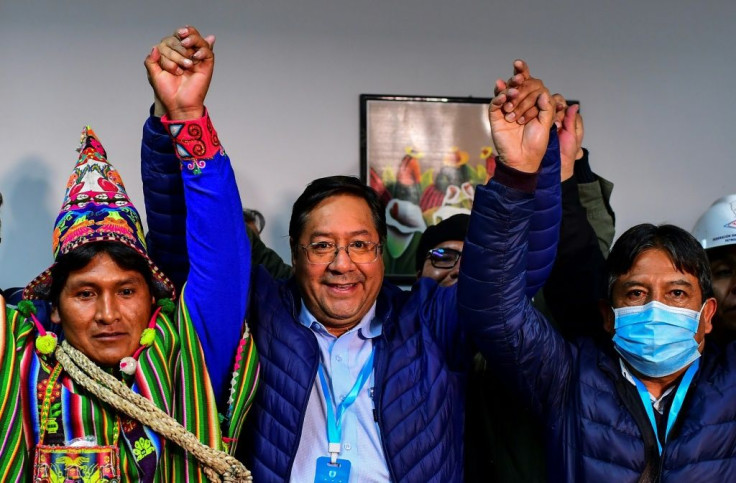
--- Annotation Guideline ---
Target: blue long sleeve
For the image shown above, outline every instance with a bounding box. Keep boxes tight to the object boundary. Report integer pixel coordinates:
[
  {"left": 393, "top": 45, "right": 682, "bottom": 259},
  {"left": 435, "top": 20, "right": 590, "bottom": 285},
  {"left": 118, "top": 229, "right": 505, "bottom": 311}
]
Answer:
[
  {"left": 525, "top": 128, "right": 562, "bottom": 296},
  {"left": 458, "top": 136, "right": 571, "bottom": 421},
  {"left": 141, "top": 114, "right": 251, "bottom": 408},
  {"left": 141, "top": 114, "right": 189, "bottom": 291}
]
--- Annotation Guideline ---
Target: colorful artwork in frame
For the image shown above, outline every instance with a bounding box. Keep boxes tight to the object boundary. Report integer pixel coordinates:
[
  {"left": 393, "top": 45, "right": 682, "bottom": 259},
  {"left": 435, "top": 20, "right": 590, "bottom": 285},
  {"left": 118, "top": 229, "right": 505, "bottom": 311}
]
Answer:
[{"left": 360, "top": 94, "right": 495, "bottom": 283}]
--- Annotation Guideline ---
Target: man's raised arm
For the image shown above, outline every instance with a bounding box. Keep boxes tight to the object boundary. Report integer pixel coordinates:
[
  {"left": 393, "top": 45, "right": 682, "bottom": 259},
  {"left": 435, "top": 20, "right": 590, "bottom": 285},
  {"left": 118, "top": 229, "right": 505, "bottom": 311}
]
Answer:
[
  {"left": 458, "top": 60, "right": 572, "bottom": 417},
  {"left": 143, "top": 27, "right": 252, "bottom": 408}
]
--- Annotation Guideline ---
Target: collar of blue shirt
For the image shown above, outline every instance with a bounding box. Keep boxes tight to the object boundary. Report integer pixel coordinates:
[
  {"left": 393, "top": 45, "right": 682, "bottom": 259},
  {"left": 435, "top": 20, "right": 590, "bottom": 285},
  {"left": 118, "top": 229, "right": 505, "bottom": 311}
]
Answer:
[{"left": 298, "top": 301, "right": 382, "bottom": 339}]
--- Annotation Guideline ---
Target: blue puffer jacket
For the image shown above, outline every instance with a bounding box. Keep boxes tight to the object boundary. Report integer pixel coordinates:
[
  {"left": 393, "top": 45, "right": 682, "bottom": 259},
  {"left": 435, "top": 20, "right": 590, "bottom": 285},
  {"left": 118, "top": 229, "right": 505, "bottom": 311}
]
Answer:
[
  {"left": 141, "top": 115, "right": 562, "bottom": 482},
  {"left": 458, "top": 172, "right": 736, "bottom": 482},
  {"left": 242, "top": 269, "right": 468, "bottom": 481}
]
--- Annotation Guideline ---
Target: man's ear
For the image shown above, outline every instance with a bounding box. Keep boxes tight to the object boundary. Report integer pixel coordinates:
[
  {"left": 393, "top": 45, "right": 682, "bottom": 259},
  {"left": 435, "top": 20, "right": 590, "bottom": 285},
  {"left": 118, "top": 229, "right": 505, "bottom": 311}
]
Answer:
[
  {"left": 599, "top": 299, "right": 615, "bottom": 335},
  {"left": 700, "top": 297, "right": 717, "bottom": 335},
  {"left": 50, "top": 305, "right": 61, "bottom": 325}
]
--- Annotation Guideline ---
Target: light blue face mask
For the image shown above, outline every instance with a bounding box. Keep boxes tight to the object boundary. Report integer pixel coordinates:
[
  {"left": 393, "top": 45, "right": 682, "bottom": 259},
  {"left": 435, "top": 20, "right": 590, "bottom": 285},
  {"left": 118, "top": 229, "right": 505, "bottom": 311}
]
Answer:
[{"left": 612, "top": 300, "right": 704, "bottom": 378}]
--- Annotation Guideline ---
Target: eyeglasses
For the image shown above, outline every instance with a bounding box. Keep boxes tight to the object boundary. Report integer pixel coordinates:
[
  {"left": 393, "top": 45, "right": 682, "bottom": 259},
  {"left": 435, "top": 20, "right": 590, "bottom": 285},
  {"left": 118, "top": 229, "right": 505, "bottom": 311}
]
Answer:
[
  {"left": 426, "top": 247, "right": 462, "bottom": 269},
  {"left": 299, "top": 241, "right": 383, "bottom": 265}
]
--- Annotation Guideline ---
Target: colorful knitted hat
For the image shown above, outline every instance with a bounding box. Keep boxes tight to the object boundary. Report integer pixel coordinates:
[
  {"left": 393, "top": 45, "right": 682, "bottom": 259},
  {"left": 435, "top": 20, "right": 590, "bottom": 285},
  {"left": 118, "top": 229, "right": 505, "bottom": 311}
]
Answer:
[{"left": 23, "top": 127, "right": 175, "bottom": 300}]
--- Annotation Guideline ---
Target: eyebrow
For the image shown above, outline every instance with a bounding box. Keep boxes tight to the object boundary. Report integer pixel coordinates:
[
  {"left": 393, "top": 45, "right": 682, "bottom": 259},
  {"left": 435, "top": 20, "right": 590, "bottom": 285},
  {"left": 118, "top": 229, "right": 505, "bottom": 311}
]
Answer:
[
  {"left": 310, "top": 230, "right": 374, "bottom": 239},
  {"left": 65, "top": 276, "right": 144, "bottom": 289},
  {"left": 619, "top": 279, "right": 694, "bottom": 289}
]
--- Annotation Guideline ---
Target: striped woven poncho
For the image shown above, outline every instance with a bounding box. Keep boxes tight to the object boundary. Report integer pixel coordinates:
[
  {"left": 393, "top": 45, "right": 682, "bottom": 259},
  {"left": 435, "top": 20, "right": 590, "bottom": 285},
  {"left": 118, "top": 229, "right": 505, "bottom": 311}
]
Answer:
[{"left": 0, "top": 290, "right": 258, "bottom": 481}]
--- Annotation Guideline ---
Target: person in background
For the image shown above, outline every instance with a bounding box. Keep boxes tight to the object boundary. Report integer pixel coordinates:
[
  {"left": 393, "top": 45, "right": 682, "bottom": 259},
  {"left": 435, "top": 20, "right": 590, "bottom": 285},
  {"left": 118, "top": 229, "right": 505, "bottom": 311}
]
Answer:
[
  {"left": 243, "top": 208, "right": 293, "bottom": 280},
  {"left": 244, "top": 208, "right": 265, "bottom": 235},
  {"left": 415, "top": 213, "right": 469, "bottom": 286},
  {"left": 692, "top": 194, "right": 736, "bottom": 345}
]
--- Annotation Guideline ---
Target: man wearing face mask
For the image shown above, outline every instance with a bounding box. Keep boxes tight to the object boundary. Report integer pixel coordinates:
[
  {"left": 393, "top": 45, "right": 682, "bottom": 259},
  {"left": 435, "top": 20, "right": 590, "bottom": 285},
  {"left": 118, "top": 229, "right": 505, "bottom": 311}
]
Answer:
[{"left": 459, "top": 60, "right": 736, "bottom": 481}]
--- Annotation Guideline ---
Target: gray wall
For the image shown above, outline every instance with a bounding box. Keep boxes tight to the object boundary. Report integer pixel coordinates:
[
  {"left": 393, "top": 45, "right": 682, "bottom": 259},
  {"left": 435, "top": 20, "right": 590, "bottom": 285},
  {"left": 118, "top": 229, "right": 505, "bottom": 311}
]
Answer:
[{"left": 1, "top": 0, "right": 735, "bottom": 289}]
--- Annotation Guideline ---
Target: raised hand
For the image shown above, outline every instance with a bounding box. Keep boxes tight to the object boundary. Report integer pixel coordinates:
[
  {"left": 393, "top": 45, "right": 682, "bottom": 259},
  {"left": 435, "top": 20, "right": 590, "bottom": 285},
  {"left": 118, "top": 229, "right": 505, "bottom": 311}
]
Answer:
[
  {"left": 489, "top": 60, "right": 555, "bottom": 173},
  {"left": 494, "top": 60, "right": 547, "bottom": 125},
  {"left": 573, "top": 110, "right": 584, "bottom": 160},
  {"left": 144, "top": 26, "right": 215, "bottom": 120},
  {"left": 553, "top": 93, "right": 580, "bottom": 181}
]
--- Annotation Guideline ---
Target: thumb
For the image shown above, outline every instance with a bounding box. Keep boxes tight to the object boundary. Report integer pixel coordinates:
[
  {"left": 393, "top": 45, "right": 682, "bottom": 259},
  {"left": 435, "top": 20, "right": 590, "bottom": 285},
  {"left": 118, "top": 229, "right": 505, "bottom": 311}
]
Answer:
[
  {"left": 536, "top": 91, "right": 555, "bottom": 130},
  {"left": 489, "top": 91, "right": 507, "bottom": 121},
  {"left": 205, "top": 35, "right": 216, "bottom": 49},
  {"left": 561, "top": 104, "right": 579, "bottom": 134},
  {"left": 144, "top": 46, "right": 163, "bottom": 77}
]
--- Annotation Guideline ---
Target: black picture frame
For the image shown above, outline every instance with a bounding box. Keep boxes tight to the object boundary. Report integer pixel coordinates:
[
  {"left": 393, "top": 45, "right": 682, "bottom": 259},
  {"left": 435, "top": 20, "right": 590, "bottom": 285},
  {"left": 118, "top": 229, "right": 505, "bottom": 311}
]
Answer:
[{"left": 360, "top": 94, "right": 495, "bottom": 284}]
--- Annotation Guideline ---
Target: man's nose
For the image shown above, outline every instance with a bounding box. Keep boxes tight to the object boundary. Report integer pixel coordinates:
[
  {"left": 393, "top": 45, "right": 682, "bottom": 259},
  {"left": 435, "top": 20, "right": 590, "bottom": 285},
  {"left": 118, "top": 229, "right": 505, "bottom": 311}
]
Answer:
[
  {"left": 328, "top": 246, "right": 355, "bottom": 272},
  {"left": 96, "top": 292, "right": 120, "bottom": 324}
]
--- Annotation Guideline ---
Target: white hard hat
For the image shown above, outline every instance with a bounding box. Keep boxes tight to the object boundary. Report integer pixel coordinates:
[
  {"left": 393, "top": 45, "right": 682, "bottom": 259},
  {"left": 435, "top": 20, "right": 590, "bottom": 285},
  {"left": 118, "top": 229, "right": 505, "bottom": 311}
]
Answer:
[{"left": 692, "top": 194, "right": 736, "bottom": 250}]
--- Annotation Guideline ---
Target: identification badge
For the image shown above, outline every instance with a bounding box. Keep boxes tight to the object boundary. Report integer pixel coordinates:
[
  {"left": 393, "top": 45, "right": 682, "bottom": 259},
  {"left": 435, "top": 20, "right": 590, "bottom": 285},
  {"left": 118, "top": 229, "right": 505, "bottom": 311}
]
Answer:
[
  {"left": 34, "top": 444, "right": 120, "bottom": 482},
  {"left": 315, "top": 456, "right": 351, "bottom": 482}
]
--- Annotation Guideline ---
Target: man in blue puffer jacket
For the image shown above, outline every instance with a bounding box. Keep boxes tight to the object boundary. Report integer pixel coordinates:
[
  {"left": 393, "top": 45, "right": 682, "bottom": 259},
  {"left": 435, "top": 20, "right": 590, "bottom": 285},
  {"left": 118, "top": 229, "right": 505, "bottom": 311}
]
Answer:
[
  {"left": 143, "top": 32, "right": 562, "bottom": 482},
  {"left": 459, "top": 60, "right": 736, "bottom": 482}
]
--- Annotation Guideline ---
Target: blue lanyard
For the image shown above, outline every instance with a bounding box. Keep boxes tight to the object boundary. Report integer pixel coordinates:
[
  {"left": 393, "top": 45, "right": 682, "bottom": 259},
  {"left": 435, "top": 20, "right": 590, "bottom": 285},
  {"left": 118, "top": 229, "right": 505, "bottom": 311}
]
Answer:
[
  {"left": 632, "top": 358, "right": 699, "bottom": 455},
  {"left": 317, "top": 350, "right": 375, "bottom": 464}
]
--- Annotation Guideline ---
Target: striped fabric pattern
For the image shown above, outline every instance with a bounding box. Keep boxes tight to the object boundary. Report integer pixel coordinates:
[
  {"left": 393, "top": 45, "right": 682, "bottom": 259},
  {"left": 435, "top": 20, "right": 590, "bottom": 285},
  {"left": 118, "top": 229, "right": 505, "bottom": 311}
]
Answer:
[{"left": 0, "top": 292, "right": 258, "bottom": 480}]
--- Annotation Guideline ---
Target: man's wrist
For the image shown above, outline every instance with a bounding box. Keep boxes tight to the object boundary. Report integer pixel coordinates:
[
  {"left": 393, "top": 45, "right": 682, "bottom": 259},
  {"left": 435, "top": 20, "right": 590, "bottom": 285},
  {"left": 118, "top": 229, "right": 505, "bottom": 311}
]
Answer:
[
  {"left": 165, "top": 106, "right": 206, "bottom": 121},
  {"left": 493, "top": 158, "right": 539, "bottom": 193}
]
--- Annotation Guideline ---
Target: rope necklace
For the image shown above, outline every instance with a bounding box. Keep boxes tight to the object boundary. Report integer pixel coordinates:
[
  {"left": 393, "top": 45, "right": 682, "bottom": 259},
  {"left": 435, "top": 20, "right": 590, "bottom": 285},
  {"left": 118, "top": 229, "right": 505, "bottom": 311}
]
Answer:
[{"left": 56, "top": 340, "right": 252, "bottom": 482}]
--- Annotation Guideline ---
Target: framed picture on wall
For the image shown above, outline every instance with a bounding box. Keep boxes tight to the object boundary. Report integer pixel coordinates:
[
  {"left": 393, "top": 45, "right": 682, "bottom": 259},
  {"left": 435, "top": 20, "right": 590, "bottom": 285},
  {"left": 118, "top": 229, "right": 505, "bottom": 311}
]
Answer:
[{"left": 360, "top": 94, "right": 495, "bottom": 284}]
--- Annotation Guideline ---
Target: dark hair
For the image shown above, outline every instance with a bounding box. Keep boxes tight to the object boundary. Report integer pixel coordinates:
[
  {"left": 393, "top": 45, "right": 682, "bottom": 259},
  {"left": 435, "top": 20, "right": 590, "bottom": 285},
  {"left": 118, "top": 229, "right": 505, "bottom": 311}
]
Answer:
[
  {"left": 49, "top": 241, "right": 161, "bottom": 305},
  {"left": 606, "top": 223, "right": 713, "bottom": 302},
  {"left": 243, "top": 208, "right": 265, "bottom": 234},
  {"left": 415, "top": 214, "right": 470, "bottom": 271},
  {"left": 289, "top": 176, "right": 387, "bottom": 257}
]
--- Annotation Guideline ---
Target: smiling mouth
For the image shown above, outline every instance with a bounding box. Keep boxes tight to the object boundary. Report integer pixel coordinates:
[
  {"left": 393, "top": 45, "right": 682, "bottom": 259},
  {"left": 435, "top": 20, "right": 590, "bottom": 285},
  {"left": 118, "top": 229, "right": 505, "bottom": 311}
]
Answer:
[{"left": 326, "top": 282, "right": 359, "bottom": 292}]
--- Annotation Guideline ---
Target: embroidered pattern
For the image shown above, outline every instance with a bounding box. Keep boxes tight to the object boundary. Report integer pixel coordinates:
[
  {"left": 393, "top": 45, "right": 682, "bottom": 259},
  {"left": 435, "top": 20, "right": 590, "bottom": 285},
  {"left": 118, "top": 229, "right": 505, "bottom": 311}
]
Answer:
[
  {"left": 22, "top": 127, "right": 175, "bottom": 301},
  {"left": 161, "top": 110, "right": 223, "bottom": 174},
  {"left": 33, "top": 444, "right": 120, "bottom": 482},
  {"left": 133, "top": 438, "right": 155, "bottom": 461}
]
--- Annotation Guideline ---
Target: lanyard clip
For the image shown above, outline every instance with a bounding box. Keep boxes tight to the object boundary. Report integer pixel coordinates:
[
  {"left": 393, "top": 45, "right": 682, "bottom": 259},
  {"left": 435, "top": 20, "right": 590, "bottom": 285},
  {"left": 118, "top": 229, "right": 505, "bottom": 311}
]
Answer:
[{"left": 328, "top": 442, "right": 341, "bottom": 464}]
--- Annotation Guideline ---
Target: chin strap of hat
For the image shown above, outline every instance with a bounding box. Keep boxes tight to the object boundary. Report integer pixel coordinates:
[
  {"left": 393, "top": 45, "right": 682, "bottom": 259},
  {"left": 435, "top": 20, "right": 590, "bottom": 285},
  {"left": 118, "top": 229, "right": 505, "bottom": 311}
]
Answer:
[{"left": 55, "top": 340, "right": 252, "bottom": 482}]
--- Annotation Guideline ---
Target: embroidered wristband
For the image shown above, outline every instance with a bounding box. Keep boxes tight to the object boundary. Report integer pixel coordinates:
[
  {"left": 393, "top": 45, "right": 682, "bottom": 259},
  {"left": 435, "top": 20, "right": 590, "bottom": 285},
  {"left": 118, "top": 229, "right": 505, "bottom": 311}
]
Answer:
[{"left": 161, "top": 108, "right": 223, "bottom": 175}]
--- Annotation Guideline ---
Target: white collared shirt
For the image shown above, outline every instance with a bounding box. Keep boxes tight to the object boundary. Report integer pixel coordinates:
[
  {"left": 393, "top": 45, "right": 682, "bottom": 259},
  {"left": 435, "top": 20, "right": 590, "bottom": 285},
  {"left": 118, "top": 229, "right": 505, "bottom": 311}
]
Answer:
[
  {"left": 619, "top": 359, "right": 676, "bottom": 415},
  {"left": 290, "top": 301, "right": 390, "bottom": 482}
]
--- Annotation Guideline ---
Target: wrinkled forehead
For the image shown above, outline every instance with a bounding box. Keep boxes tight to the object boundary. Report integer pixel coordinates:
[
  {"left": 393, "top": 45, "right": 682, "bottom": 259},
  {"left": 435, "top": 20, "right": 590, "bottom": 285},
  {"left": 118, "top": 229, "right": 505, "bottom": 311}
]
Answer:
[
  {"left": 303, "top": 194, "right": 379, "bottom": 237},
  {"left": 612, "top": 248, "right": 700, "bottom": 292}
]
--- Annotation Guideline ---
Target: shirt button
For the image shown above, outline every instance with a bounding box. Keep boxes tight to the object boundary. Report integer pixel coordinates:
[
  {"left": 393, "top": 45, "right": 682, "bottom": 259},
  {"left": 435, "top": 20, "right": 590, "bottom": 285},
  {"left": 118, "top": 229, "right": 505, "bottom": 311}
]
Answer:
[
  {"left": 344, "top": 443, "right": 352, "bottom": 451},
  {"left": 335, "top": 355, "right": 342, "bottom": 362},
  {"left": 339, "top": 394, "right": 346, "bottom": 400}
]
